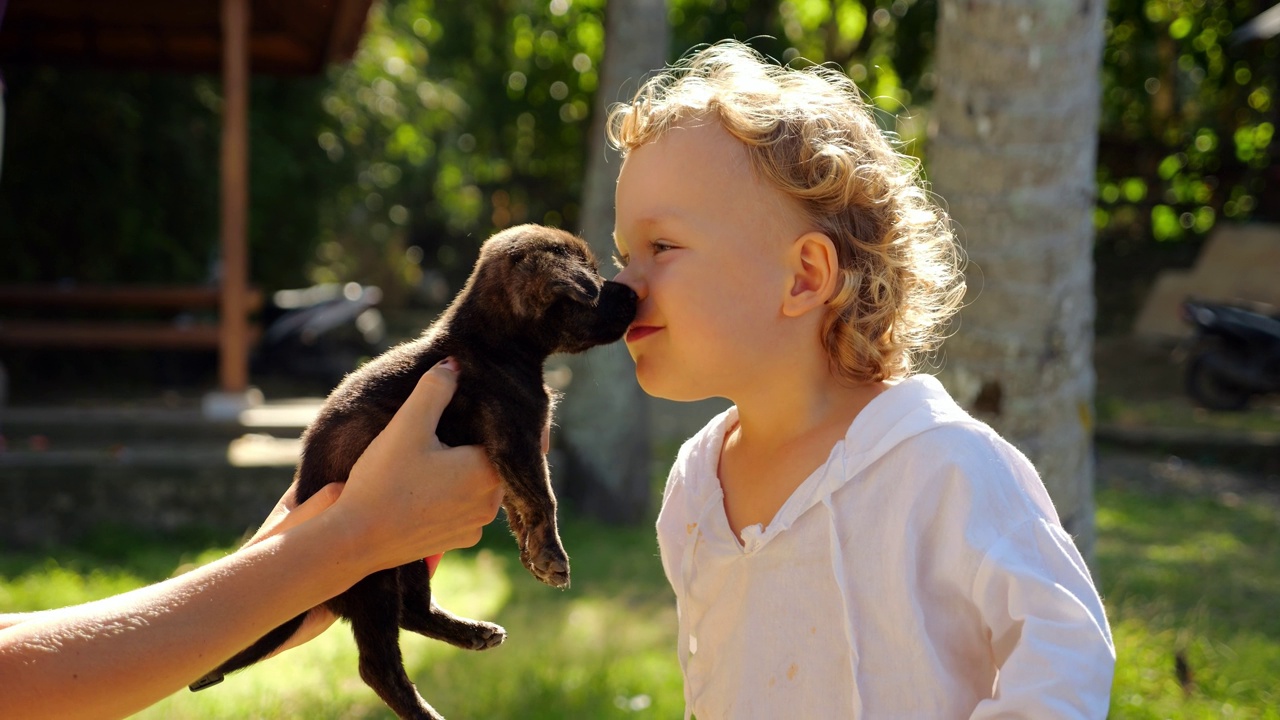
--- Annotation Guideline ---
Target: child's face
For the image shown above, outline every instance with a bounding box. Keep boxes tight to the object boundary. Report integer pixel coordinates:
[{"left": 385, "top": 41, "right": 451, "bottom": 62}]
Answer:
[{"left": 613, "top": 117, "right": 812, "bottom": 402}]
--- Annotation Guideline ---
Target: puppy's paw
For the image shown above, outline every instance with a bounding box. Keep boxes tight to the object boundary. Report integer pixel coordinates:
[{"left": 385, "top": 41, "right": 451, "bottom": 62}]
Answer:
[
  {"left": 466, "top": 621, "right": 507, "bottom": 651},
  {"left": 526, "top": 546, "right": 571, "bottom": 588}
]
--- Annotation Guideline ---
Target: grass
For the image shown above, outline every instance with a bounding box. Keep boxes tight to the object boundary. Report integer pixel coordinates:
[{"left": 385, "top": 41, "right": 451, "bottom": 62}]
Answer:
[
  {"left": 3, "top": 477, "right": 1279, "bottom": 718},
  {"left": 1096, "top": 485, "right": 1280, "bottom": 719},
  {"left": 0, "top": 518, "right": 683, "bottom": 719}
]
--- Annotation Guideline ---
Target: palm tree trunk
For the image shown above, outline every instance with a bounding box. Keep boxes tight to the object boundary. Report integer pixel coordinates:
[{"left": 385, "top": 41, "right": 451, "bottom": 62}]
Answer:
[
  {"left": 560, "top": 0, "right": 668, "bottom": 523},
  {"left": 929, "top": 0, "right": 1107, "bottom": 559}
]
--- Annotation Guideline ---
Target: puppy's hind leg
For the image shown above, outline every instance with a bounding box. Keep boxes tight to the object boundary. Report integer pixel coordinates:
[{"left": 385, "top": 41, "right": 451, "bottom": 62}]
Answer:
[
  {"left": 398, "top": 561, "right": 506, "bottom": 651},
  {"left": 344, "top": 573, "right": 444, "bottom": 720}
]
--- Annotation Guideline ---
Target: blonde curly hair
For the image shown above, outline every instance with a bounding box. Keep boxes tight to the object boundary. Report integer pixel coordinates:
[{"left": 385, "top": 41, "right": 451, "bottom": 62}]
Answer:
[{"left": 607, "top": 41, "right": 965, "bottom": 383}]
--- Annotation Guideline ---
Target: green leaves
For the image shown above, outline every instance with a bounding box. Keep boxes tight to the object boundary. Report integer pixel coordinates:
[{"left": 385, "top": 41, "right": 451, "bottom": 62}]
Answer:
[
  {"left": 1098, "top": 0, "right": 1279, "bottom": 249},
  {"left": 305, "top": 0, "right": 610, "bottom": 292}
]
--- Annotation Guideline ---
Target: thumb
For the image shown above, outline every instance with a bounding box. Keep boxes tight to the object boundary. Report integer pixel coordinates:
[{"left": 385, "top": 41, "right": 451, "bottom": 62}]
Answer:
[{"left": 394, "top": 357, "right": 460, "bottom": 437}]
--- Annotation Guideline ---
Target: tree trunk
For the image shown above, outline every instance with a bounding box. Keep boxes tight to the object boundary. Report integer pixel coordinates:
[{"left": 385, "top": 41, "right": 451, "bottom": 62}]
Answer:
[
  {"left": 559, "top": 0, "right": 668, "bottom": 523},
  {"left": 929, "top": 0, "right": 1106, "bottom": 560}
]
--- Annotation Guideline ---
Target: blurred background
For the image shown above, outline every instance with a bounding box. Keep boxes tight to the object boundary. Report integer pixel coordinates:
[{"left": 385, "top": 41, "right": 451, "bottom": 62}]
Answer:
[
  {"left": 3, "top": 1, "right": 1277, "bottom": 337},
  {"left": 1, "top": 0, "right": 1278, "bottom": 717}
]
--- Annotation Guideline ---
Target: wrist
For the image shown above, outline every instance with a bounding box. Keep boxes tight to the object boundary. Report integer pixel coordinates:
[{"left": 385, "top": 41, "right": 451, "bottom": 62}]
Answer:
[{"left": 292, "top": 504, "right": 388, "bottom": 586}]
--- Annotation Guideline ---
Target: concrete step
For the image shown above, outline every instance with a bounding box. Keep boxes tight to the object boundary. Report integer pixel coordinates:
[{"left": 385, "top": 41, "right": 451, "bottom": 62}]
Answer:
[
  {"left": 2, "top": 450, "right": 297, "bottom": 548},
  {"left": 0, "top": 399, "right": 321, "bottom": 445},
  {"left": 0, "top": 405, "right": 312, "bottom": 548},
  {"left": 0, "top": 434, "right": 302, "bottom": 468}
]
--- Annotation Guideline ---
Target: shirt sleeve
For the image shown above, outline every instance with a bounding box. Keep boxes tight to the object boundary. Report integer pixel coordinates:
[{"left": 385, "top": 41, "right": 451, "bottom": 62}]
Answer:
[
  {"left": 969, "top": 518, "right": 1115, "bottom": 719},
  {"left": 655, "top": 455, "right": 691, "bottom": 598}
]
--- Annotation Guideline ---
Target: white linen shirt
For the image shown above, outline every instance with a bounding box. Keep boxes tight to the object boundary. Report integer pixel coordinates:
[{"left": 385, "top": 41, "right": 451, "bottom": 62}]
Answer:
[{"left": 656, "top": 375, "right": 1115, "bottom": 719}]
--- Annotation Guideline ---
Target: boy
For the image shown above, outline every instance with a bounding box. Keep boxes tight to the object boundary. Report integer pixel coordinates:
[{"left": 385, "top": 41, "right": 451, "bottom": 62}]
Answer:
[{"left": 610, "top": 41, "right": 1114, "bottom": 718}]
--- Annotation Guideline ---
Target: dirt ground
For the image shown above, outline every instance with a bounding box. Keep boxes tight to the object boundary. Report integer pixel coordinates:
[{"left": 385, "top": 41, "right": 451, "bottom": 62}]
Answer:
[{"left": 1098, "top": 446, "right": 1280, "bottom": 510}]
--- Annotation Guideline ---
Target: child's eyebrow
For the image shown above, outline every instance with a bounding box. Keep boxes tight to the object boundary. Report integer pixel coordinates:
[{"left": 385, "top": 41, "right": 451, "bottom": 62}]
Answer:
[
  {"left": 627, "top": 212, "right": 691, "bottom": 241},
  {"left": 637, "top": 210, "right": 683, "bottom": 228}
]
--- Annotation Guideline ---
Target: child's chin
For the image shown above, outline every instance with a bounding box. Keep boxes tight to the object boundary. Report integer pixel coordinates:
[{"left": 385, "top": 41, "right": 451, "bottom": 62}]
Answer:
[{"left": 636, "top": 372, "right": 710, "bottom": 403}]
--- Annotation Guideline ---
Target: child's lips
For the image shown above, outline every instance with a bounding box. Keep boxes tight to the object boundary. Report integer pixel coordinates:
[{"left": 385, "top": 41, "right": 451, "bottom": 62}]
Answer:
[{"left": 626, "top": 325, "right": 661, "bottom": 343}]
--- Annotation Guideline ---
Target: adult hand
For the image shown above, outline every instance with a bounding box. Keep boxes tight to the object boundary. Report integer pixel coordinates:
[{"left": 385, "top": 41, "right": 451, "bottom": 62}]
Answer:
[
  {"left": 326, "top": 357, "right": 505, "bottom": 575},
  {"left": 241, "top": 356, "right": 507, "bottom": 654}
]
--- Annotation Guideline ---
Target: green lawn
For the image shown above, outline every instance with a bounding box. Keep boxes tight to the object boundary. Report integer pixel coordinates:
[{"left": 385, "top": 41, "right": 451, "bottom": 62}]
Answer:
[
  {"left": 0, "top": 518, "right": 684, "bottom": 719},
  {"left": 1097, "top": 486, "right": 1280, "bottom": 719},
  {"left": 3, "top": 478, "right": 1278, "bottom": 718}
]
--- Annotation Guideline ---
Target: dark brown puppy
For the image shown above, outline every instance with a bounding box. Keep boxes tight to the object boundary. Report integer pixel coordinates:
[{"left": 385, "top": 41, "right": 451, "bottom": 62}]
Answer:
[{"left": 192, "top": 224, "right": 637, "bottom": 720}]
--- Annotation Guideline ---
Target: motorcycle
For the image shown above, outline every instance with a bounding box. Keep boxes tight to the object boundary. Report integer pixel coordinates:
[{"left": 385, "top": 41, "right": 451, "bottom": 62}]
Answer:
[
  {"left": 1178, "top": 298, "right": 1280, "bottom": 411},
  {"left": 252, "top": 282, "right": 387, "bottom": 386}
]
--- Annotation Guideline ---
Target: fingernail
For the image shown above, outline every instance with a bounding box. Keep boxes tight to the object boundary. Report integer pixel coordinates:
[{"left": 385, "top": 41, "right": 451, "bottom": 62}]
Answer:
[{"left": 438, "top": 356, "right": 459, "bottom": 372}]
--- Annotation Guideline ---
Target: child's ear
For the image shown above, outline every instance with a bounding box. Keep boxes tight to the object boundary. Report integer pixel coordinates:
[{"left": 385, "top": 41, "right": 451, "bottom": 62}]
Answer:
[{"left": 782, "top": 231, "right": 839, "bottom": 318}]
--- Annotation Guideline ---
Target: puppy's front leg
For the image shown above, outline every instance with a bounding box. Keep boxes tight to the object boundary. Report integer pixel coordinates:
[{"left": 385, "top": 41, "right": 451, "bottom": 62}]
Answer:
[{"left": 488, "top": 431, "right": 568, "bottom": 588}]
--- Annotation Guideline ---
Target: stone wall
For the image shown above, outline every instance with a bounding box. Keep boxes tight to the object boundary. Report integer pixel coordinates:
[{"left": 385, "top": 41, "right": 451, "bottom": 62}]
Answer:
[
  {"left": 1134, "top": 223, "right": 1280, "bottom": 340},
  {"left": 1, "top": 455, "right": 293, "bottom": 549}
]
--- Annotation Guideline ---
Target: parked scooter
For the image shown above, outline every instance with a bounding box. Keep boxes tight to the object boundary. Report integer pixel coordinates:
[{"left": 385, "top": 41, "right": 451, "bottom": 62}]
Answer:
[
  {"left": 252, "top": 282, "right": 386, "bottom": 386},
  {"left": 1178, "top": 298, "right": 1280, "bottom": 410}
]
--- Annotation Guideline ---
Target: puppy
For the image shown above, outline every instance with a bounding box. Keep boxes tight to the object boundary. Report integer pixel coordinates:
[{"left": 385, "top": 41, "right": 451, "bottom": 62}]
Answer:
[{"left": 191, "top": 224, "right": 638, "bottom": 720}]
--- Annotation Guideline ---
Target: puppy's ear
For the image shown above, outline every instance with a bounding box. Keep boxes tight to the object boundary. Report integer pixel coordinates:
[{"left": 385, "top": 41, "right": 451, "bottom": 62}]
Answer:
[
  {"left": 551, "top": 270, "right": 599, "bottom": 306},
  {"left": 506, "top": 263, "right": 543, "bottom": 318},
  {"left": 506, "top": 253, "right": 598, "bottom": 318}
]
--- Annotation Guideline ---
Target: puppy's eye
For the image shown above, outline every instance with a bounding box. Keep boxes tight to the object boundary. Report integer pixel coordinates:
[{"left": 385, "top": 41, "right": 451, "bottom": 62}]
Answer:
[{"left": 612, "top": 252, "right": 630, "bottom": 269}]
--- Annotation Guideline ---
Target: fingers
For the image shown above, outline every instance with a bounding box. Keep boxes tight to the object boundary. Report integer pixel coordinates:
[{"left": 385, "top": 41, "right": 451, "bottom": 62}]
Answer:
[
  {"left": 294, "top": 483, "right": 344, "bottom": 525},
  {"left": 281, "top": 478, "right": 301, "bottom": 511},
  {"left": 247, "top": 482, "right": 344, "bottom": 547},
  {"left": 392, "top": 357, "right": 460, "bottom": 439}
]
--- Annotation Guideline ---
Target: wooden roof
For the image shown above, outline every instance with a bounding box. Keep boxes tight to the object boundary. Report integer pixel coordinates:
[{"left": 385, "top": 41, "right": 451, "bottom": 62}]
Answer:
[{"left": 0, "top": 0, "right": 376, "bottom": 75}]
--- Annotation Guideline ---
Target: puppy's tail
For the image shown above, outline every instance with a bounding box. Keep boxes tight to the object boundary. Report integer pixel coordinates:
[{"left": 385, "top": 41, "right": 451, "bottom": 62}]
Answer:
[{"left": 189, "top": 612, "right": 307, "bottom": 691}]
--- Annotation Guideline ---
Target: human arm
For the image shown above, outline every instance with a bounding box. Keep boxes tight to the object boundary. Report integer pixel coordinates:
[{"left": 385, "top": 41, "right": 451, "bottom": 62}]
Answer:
[
  {"left": 0, "top": 358, "right": 504, "bottom": 720},
  {"left": 0, "top": 480, "right": 339, "bottom": 654},
  {"left": 969, "top": 518, "right": 1116, "bottom": 719}
]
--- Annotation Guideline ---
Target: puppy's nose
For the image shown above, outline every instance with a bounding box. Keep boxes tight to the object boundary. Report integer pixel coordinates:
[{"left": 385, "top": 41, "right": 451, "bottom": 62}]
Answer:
[
  {"left": 601, "top": 280, "right": 638, "bottom": 305},
  {"left": 612, "top": 265, "right": 647, "bottom": 302},
  {"left": 600, "top": 281, "right": 639, "bottom": 322}
]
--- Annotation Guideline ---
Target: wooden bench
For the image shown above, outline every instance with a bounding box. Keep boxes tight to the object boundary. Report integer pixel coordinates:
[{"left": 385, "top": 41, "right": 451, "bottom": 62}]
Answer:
[{"left": 0, "top": 284, "right": 262, "bottom": 350}]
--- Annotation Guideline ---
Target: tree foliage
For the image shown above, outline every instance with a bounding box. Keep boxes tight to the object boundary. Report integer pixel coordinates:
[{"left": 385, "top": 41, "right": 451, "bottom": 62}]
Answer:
[
  {"left": 1098, "top": 0, "right": 1280, "bottom": 246},
  {"left": 0, "top": 68, "right": 339, "bottom": 291},
  {"left": 310, "top": 0, "right": 607, "bottom": 298},
  {"left": 1, "top": 0, "right": 1276, "bottom": 327}
]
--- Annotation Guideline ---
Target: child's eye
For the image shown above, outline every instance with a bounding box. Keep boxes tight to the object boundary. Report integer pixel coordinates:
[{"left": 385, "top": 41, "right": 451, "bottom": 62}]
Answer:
[{"left": 651, "top": 240, "right": 675, "bottom": 254}]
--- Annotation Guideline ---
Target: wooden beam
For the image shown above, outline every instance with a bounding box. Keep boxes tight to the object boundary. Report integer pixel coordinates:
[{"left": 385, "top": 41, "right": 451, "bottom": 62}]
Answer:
[
  {"left": 0, "top": 321, "right": 228, "bottom": 349},
  {"left": 218, "top": 0, "right": 251, "bottom": 393},
  {"left": 0, "top": 284, "right": 262, "bottom": 311},
  {"left": 325, "top": 0, "right": 373, "bottom": 65}
]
